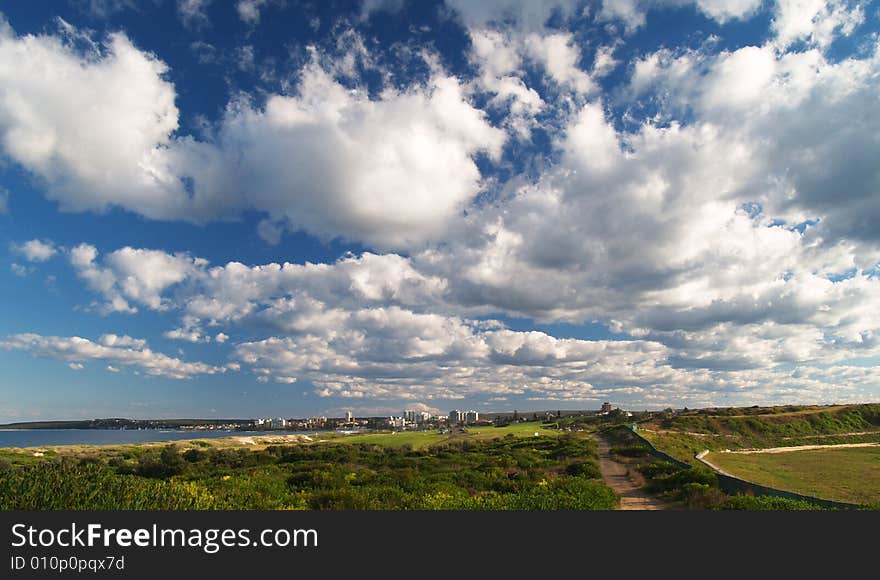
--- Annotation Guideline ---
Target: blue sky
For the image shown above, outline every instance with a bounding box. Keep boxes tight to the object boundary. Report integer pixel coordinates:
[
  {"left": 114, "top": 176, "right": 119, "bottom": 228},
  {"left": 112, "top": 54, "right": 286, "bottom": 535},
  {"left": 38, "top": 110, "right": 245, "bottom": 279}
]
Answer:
[{"left": 1, "top": 0, "right": 879, "bottom": 421}]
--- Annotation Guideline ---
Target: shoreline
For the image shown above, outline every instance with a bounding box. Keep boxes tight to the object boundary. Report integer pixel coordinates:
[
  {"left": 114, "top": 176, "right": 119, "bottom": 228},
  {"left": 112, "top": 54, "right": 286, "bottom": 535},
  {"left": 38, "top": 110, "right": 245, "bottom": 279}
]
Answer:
[{"left": 0, "top": 430, "right": 326, "bottom": 451}]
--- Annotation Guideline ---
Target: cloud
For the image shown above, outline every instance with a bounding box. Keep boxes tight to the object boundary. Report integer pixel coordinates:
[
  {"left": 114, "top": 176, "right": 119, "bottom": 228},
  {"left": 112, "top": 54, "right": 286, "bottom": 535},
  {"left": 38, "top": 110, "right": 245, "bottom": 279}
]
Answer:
[
  {"left": 75, "top": 0, "right": 137, "bottom": 18},
  {"left": 443, "top": 0, "right": 584, "bottom": 31},
  {"left": 523, "top": 32, "right": 594, "bottom": 94},
  {"left": 0, "top": 333, "right": 228, "bottom": 379},
  {"left": 467, "top": 29, "right": 545, "bottom": 138},
  {"left": 599, "top": 0, "right": 763, "bottom": 31},
  {"left": 256, "top": 219, "right": 283, "bottom": 245},
  {"left": 164, "top": 326, "right": 208, "bottom": 343},
  {"left": 686, "top": 0, "right": 763, "bottom": 24},
  {"left": 0, "top": 20, "right": 504, "bottom": 251},
  {"left": 626, "top": 42, "right": 880, "bottom": 251},
  {"left": 12, "top": 239, "right": 57, "bottom": 262},
  {"left": 7, "top": 7, "right": 880, "bottom": 408},
  {"left": 0, "top": 187, "right": 7, "bottom": 213},
  {"left": 233, "top": 312, "right": 676, "bottom": 400},
  {"left": 465, "top": 26, "right": 599, "bottom": 142},
  {"left": 172, "top": 60, "right": 505, "bottom": 249},
  {"left": 236, "top": 0, "right": 273, "bottom": 25},
  {"left": 0, "top": 20, "right": 184, "bottom": 220},
  {"left": 54, "top": 234, "right": 880, "bottom": 406},
  {"left": 99, "top": 334, "right": 148, "bottom": 349},
  {"left": 69, "top": 244, "right": 206, "bottom": 314},
  {"left": 177, "top": 0, "right": 213, "bottom": 28},
  {"left": 327, "top": 402, "right": 442, "bottom": 417},
  {"left": 772, "top": 0, "right": 864, "bottom": 49}
]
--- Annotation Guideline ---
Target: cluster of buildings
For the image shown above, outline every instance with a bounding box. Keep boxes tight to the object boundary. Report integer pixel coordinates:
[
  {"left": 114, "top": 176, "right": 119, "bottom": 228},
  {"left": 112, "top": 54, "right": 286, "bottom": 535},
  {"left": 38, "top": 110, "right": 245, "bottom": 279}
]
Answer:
[
  {"left": 251, "top": 404, "right": 633, "bottom": 433},
  {"left": 597, "top": 402, "right": 632, "bottom": 417},
  {"left": 384, "top": 410, "right": 439, "bottom": 430},
  {"left": 252, "top": 414, "right": 367, "bottom": 431},
  {"left": 448, "top": 409, "right": 480, "bottom": 425},
  {"left": 253, "top": 417, "right": 290, "bottom": 430},
  {"left": 404, "top": 410, "right": 434, "bottom": 423},
  {"left": 383, "top": 409, "right": 484, "bottom": 430}
]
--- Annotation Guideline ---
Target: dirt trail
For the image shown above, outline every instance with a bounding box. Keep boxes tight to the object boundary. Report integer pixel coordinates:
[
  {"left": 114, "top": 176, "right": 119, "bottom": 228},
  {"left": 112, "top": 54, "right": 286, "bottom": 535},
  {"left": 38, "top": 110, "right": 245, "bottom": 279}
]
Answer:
[
  {"left": 713, "top": 442, "right": 880, "bottom": 455},
  {"left": 595, "top": 435, "right": 671, "bottom": 510}
]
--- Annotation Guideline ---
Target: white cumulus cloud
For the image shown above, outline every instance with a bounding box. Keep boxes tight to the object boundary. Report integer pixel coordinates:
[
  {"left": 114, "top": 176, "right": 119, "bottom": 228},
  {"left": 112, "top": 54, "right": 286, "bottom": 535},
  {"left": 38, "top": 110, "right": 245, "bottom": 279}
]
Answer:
[
  {"left": 0, "top": 333, "right": 228, "bottom": 379},
  {"left": 12, "top": 239, "right": 57, "bottom": 262}
]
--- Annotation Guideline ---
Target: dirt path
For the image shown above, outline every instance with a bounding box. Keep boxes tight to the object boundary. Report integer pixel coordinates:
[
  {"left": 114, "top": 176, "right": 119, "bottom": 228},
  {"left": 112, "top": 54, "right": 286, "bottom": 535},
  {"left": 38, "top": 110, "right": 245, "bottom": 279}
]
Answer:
[
  {"left": 595, "top": 435, "right": 671, "bottom": 510},
  {"left": 716, "top": 442, "right": 880, "bottom": 455}
]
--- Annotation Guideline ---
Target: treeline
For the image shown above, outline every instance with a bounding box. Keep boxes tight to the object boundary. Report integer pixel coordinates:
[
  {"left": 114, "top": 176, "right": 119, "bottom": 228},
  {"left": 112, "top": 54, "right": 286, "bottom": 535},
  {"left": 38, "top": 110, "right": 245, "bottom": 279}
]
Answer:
[{"left": 0, "top": 435, "right": 617, "bottom": 510}]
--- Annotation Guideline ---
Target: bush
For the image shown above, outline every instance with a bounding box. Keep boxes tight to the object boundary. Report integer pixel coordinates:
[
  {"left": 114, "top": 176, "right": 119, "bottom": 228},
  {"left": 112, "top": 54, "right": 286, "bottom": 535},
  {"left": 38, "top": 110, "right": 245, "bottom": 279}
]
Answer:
[
  {"left": 682, "top": 483, "right": 726, "bottom": 509},
  {"left": 716, "top": 495, "right": 826, "bottom": 511},
  {"left": 0, "top": 463, "right": 217, "bottom": 510},
  {"left": 183, "top": 448, "right": 207, "bottom": 463},
  {"left": 611, "top": 445, "right": 650, "bottom": 457},
  {"left": 565, "top": 461, "right": 601, "bottom": 479}
]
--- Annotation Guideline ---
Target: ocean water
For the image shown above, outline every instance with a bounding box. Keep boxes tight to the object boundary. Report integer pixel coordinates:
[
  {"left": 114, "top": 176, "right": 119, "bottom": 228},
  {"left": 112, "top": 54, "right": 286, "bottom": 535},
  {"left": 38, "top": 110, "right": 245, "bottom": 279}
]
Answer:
[{"left": 0, "top": 429, "right": 313, "bottom": 448}]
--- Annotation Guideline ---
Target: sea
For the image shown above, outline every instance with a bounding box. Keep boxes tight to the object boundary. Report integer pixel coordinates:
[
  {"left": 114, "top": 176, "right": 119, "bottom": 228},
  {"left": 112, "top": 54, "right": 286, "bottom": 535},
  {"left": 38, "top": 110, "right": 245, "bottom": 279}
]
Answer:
[{"left": 0, "top": 429, "right": 315, "bottom": 448}]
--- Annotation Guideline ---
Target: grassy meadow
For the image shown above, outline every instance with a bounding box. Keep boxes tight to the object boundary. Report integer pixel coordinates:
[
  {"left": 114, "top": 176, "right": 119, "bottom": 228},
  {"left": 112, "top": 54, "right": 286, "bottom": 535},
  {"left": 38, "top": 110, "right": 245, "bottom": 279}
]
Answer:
[
  {"left": 705, "top": 446, "right": 880, "bottom": 505},
  {"left": 324, "top": 421, "right": 559, "bottom": 449}
]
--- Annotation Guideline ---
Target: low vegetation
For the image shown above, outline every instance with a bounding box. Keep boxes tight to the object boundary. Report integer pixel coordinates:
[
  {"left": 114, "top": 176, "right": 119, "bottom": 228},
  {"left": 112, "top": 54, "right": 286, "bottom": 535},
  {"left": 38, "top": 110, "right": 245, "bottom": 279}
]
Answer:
[{"left": 0, "top": 433, "right": 617, "bottom": 510}]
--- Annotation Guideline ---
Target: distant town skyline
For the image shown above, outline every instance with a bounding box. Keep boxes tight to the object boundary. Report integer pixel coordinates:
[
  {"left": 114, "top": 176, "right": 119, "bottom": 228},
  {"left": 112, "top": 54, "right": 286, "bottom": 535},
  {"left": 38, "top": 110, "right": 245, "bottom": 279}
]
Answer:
[{"left": 1, "top": 1, "right": 879, "bottom": 422}]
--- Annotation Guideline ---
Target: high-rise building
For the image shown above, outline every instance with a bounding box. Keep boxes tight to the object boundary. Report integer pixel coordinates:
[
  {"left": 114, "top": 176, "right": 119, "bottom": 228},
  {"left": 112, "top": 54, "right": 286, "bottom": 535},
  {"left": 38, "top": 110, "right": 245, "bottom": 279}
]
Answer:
[
  {"left": 449, "top": 410, "right": 479, "bottom": 424},
  {"left": 345, "top": 411, "right": 353, "bottom": 421}
]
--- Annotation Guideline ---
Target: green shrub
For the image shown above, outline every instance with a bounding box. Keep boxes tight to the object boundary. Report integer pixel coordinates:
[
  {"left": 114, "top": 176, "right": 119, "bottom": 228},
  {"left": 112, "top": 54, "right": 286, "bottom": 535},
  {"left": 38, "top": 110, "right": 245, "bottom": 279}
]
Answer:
[
  {"left": 0, "top": 463, "right": 217, "bottom": 510},
  {"left": 611, "top": 445, "right": 650, "bottom": 457},
  {"left": 716, "top": 495, "right": 826, "bottom": 511},
  {"left": 565, "top": 461, "right": 601, "bottom": 479},
  {"left": 183, "top": 448, "right": 207, "bottom": 463},
  {"left": 682, "top": 483, "right": 726, "bottom": 509}
]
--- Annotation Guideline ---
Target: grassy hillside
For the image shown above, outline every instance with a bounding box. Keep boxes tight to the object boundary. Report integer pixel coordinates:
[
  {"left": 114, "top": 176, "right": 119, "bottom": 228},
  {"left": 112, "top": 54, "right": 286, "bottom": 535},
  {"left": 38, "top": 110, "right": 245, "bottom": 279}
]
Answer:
[{"left": 655, "top": 404, "right": 880, "bottom": 441}]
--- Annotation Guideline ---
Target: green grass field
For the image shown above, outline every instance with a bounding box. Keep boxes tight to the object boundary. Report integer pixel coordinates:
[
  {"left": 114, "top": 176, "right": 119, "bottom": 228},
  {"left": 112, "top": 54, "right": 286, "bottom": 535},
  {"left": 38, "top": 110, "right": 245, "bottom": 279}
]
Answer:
[
  {"left": 327, "top": 430, "right": 449, "bottom": 449},
  {"left": 705, "top": 446, "right": 880, "bottom": 505},
  {"left": 329, "top": 421, "right": 560, "bottom": 449},
  {"left": 465, "top": 422, "right": 559, "bottom": 439}
]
